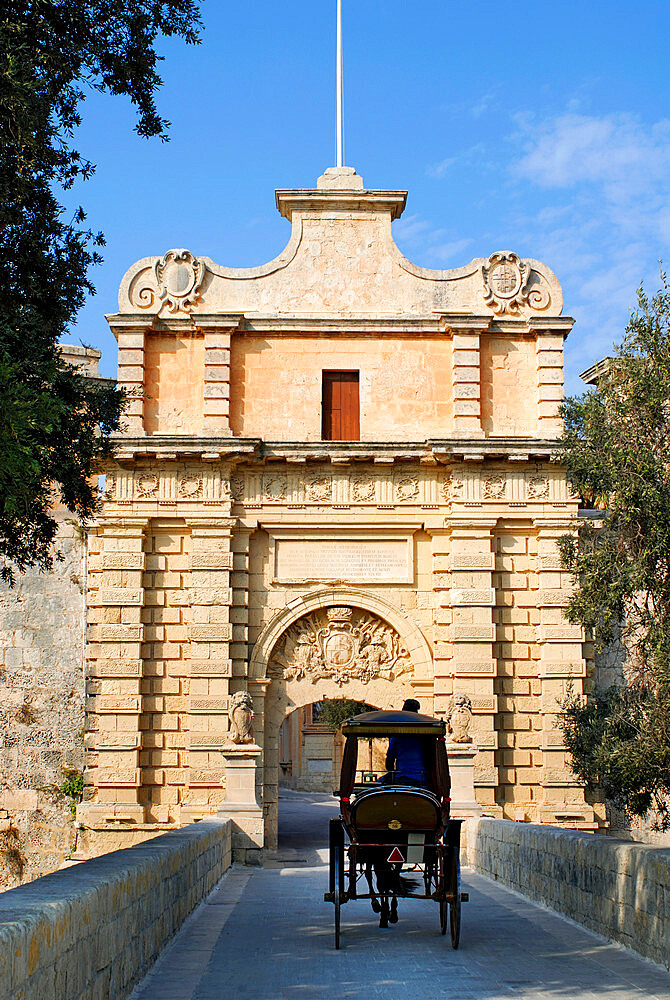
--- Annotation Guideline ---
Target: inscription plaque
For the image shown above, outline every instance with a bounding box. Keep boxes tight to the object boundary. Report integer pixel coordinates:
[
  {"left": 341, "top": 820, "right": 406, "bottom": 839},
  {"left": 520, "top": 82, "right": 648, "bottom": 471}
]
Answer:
[{"left": 273, "top": 536, "right": 412, "bottom": 584}]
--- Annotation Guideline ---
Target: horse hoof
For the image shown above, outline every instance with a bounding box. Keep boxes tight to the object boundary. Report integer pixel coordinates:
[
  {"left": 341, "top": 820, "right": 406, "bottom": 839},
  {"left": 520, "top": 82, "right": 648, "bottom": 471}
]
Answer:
[{"left": 371, "top": 899, "right": 381, "bottom": 913}]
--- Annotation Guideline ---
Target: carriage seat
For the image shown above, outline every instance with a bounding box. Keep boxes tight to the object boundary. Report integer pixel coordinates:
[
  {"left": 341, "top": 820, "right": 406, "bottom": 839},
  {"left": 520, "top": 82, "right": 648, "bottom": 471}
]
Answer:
[{"left": 350, "top": 786, "right": 442, "bottom": 834}]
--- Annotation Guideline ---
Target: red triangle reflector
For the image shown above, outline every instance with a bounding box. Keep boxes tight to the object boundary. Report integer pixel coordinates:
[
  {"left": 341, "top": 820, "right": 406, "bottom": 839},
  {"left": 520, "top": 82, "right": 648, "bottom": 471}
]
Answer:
[{"left": 387, "top": 847, "right": 404, "bottom": 863}]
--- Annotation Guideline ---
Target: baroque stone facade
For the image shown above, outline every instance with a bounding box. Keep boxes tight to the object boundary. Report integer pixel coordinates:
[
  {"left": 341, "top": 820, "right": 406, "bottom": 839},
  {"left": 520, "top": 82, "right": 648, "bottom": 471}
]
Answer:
[{"left": 78, "top": 166, "right": 601, "bottom": 856}]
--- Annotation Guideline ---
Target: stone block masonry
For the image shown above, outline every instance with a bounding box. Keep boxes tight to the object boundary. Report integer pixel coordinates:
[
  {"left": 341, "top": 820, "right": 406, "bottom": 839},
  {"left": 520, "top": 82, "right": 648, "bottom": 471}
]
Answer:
[
  {"left": 0, "top": 510, "right": 86, "bottom": 890},
  {"left": 464, "top": 817, "right": 670, "bottom": 970},
  {"left": 0, "top": 818, "right": 231, "bottom": 1000}
]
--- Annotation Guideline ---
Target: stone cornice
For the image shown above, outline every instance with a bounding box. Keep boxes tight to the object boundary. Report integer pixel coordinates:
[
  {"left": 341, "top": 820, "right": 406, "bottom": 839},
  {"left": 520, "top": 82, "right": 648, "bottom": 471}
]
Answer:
[
  {"left": 106, "top": 311, "right": 574, "bottom": 338},
  {"left": 107, "top": 436, "right": 562, "bottom": 464},
  {"left": 275, "top": 188, "right": 407, "bottom": 222}
]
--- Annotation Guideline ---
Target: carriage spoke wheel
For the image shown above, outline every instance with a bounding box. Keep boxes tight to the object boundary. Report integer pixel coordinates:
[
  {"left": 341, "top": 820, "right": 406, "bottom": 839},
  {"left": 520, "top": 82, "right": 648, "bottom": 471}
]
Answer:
[
  {"left": 439, "top": 898, "right": 448, "bottom": 935},
  {"left": 448, "top": 847, "right": 461, "bottom": 949}
]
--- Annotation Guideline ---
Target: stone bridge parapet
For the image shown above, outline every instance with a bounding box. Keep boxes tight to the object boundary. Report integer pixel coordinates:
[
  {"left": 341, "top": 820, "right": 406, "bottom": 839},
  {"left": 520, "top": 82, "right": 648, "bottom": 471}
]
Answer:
[
  {"left": 0, "top": 819, "right": 231, "bottom": 1000},
  {"left": 464, "top": 818, "right": 670, "bottom": 970}
]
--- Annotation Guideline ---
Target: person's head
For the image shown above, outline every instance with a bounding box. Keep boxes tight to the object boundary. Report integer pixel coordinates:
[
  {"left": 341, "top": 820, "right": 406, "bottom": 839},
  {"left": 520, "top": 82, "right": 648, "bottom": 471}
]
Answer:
[{"left": 402, "top": 698, "right": 420, "bottom": 713}]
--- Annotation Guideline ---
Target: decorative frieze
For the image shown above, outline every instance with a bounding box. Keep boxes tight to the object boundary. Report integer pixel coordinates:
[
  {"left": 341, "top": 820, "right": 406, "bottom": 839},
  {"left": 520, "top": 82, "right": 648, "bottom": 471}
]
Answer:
[{"left": 103, "top": 462, "right": 579, "bottom": 514}]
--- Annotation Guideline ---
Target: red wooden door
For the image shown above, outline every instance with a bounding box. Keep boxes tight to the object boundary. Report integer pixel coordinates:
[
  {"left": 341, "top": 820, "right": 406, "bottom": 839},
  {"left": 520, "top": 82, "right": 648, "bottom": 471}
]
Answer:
[{"left": 322, "top": 372, "right": 360, "bottom": 440}]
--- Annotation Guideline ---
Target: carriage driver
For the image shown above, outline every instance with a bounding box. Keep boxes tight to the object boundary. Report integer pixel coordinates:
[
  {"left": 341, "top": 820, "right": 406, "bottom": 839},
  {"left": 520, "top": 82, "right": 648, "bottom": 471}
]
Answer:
[{"left": 381, "top": 699, "right": 429, "bottom": 788}]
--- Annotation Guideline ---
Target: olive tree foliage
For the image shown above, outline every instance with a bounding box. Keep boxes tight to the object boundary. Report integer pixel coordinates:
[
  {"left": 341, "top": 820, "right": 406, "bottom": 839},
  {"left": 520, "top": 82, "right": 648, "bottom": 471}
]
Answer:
[
  {"left": 0, "top": 1, "right": 202, "bottom": 581},
  {"left": 316, "top": 700, "right": 375, "bottom": 731},
  {"left": 557, "top": 277, "right": 670, "bottom": 828}
]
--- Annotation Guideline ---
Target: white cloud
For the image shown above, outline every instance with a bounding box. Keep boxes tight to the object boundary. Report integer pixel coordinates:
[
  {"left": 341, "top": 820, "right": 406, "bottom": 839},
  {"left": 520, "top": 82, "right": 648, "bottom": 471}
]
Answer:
[
  {"left": 426, "top": 156, "right": 456, "bottom": 179},
  {"left": 508, "top": 112, "right": 670, "bottom": 391},
  {"left": 393, "top": 215, "right": 473, "bottom": 268},
  {"left": 392, "top": 214, "right": 441, "bottom": 243},
  {"left": 515, "top": 113, "right": 670, "bottom": 191},
  {"left": 428, "top": 237, "right": 474, "bottom": 264}
]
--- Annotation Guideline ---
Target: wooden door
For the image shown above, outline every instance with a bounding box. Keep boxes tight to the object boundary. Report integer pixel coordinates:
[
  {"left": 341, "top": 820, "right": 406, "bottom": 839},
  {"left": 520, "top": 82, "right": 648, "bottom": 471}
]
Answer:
[{"left": 322, "top": 371, "right": 360, "bottom": 440}]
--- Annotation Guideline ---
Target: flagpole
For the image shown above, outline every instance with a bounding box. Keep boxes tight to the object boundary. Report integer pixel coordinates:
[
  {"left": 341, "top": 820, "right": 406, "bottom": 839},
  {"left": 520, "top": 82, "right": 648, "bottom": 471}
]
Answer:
[{"left": 336, "top": 0, "right": 343, "bottom": 167}]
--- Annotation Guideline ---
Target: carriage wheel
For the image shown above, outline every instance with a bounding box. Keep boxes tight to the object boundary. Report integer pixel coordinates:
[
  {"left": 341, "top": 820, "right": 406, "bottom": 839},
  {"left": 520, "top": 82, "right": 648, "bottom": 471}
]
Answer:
[
  {"left": 334, "top": 843, "right": 342, "bottom": 949},
  {"left": 448, "top": 847, "right": 461, "bottom": 949},
  {"left": 329, "top": 819, "right": 345, "bottom": 950},
  {"left": 439, "top": 898, "right": 448, "bottom": 935}
]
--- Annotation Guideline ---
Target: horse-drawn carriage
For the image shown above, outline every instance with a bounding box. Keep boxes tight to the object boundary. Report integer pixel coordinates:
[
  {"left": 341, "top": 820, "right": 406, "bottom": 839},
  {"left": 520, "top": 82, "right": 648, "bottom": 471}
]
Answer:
[{"left": 325, "top": 709, "right": 468, "bottom": 949}]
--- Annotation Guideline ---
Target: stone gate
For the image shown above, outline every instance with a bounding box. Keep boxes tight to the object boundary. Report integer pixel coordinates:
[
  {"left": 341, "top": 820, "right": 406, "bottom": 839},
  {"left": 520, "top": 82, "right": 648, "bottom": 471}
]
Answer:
[{"left": 78, "top": 166, "right": 600, "bottom": 857}]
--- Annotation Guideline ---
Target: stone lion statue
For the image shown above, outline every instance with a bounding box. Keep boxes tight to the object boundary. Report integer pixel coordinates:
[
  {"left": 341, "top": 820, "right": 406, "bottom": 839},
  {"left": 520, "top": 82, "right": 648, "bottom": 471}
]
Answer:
[
  {"left": 446, "top": 694, "right": 473, "bottom": 743},
  {"left": 228, "top": 691, "right": 255, "bottom": 744}
]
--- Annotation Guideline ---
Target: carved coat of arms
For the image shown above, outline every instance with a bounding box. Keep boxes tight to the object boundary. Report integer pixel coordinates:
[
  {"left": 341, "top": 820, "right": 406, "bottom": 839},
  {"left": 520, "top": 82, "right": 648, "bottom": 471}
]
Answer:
[{"left": 269, "top": 606, "right": 412, "bottom": 687}]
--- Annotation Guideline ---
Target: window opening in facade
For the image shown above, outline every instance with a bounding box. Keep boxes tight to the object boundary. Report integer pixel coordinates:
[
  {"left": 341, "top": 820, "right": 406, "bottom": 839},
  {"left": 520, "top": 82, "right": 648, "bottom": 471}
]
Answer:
[{"left": 322, "top": 371, "right": 360, "bottom": 440}]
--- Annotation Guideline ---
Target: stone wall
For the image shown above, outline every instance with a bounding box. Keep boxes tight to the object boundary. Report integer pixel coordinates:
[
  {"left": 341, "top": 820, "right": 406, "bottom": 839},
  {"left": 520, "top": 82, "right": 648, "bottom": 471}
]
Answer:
[
  {"left": 0, "top": 818, "right": 231, "bottom": 1000},
  {"left": 0, "top": 511, "right": 85, "bottom": 890},
  {"left": 464, "top": 817, "right": 670, "bottom": 970},
  {"left": 229, "top": 335, "right": 454, "bottom": 440}
]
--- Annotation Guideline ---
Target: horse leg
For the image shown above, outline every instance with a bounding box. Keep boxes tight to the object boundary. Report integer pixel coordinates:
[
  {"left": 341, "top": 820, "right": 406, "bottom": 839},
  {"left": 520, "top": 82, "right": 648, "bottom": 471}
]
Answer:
[
  {"left": 389, "top": 895, "right": 398, "bottom": 923},
  {"left": 379, "top": 896, "right": 389, "bottom": 928}
]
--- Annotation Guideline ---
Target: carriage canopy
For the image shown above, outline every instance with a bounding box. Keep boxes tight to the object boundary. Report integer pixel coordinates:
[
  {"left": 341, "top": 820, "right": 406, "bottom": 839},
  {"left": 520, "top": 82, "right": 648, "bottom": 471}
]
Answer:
[
  {"left": 339, "top": 709, "right": 450, "bottom": 801},
  {"left": 341, "top": 709, "right": 446, "bottom": 737}
]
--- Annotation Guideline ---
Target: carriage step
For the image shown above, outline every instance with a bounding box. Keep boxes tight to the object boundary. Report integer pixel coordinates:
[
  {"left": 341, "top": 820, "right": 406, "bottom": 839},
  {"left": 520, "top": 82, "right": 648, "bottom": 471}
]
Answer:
[{"left": 461, "top": 892, "right": 469, "bottom": 902}]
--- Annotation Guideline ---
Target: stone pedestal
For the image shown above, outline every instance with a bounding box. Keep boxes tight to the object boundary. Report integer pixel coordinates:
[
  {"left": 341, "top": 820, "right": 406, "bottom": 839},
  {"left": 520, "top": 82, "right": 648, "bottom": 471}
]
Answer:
[
  {"left": 447, "top": 744, "right": 482, "bottom": 818},
  {"left": 217, "top": 744, "right": 264, "bottom": 865}
]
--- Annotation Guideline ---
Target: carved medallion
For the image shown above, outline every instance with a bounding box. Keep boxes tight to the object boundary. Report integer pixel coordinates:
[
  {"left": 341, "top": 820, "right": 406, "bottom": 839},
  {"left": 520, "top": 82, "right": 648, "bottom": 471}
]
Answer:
[
  {"left": 395, "top": 477, "right": 419, "bottom": 502},
  {"left": 268, "top": 606, "right": 412, "bottom": 688},
  {"left": 527, "top": 476, "right": 550, "bottom": 500},
  {"left": 155, "top": 249, "right": 205, "bottom": 312},
  {"left": 483, "top": 475, "right": 506, "bottom": 500},
  {"left": 351, "top": 477, "right": 375, "bottom": 503},
  {"left": 179, "top": 475, "right": 203, "bottom": 499},
  {"left": 264, "top": 476, "right": 287, "bottom": 502},
  {"left": 482, "top": 252, "right": 530, "bottom": 314},
  {"left": 307, "top": 476, "right": 332, "bottom": 503},
  {"left": 135, "top": 473, "right": 159, "bottom": 499}
]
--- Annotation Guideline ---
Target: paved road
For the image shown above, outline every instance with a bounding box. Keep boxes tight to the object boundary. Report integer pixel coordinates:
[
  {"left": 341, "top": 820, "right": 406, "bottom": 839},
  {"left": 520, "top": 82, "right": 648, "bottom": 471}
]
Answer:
[{"left": 131, "top": 791, "right": 670, "bottom": 1000}]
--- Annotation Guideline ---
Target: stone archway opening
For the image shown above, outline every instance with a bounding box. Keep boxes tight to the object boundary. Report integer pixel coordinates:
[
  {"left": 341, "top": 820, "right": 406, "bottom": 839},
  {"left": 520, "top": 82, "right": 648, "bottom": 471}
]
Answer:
[
  {"left": 279, "top": 697, "right": 378, "bottom": 794},
  {"left": 250, "top": 593, "right": 434, "bottom": 850}
]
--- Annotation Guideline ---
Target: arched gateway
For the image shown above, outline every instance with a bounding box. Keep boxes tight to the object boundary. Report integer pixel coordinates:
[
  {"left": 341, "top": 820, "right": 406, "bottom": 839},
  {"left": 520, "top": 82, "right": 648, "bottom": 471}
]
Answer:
[
  {"left": 78, "top": 166, "right": 599, "bottom": 861},
  {"left": 249, "top": 590, "right": 433, "bottom": 847}
]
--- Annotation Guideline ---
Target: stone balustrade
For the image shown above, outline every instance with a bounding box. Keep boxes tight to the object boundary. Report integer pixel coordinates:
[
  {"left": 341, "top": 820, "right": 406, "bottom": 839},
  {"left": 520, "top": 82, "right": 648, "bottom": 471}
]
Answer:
[
  {"left": 464, "top": 817, "right": 670, "bottom": 970},
  {"left": 0, "top": 819, "right": 231, "bottom": 1000}
]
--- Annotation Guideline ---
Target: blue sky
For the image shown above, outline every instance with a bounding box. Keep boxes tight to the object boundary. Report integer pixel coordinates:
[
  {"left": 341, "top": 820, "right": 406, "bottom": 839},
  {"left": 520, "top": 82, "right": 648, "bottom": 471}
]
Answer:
[{"left": 65, "top": 0, "right": 670, "bottom": 396}]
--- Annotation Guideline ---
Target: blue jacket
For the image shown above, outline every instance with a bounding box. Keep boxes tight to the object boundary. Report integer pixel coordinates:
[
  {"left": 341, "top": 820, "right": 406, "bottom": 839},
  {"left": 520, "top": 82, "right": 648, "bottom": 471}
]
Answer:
[{"left": 386, "top": 736, "right": 426, "bottom": 782}]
